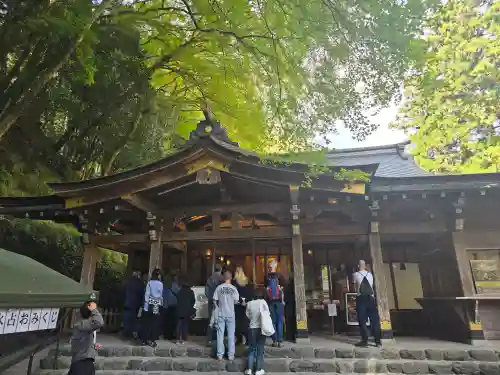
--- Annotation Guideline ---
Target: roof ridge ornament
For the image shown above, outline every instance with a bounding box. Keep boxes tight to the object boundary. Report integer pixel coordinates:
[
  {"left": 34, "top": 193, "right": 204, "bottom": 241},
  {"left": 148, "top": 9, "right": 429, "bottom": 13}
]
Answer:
[{"left": 186, "top": 106, "right": 239, "bottom": 146}]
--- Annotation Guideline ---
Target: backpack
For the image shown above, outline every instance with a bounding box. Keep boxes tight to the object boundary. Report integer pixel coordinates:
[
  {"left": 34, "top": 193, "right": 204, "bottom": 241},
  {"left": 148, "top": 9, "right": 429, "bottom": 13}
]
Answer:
[
  {"left": 358, "top": 271, "right": 374, "bottom": 296},
  {"left": 267, "top": 275, "right": 282, "bottom": 301}
]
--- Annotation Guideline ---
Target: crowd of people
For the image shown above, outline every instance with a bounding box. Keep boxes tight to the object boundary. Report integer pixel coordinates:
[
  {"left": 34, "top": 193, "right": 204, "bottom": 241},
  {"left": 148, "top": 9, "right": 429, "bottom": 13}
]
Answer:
[
  {"left": 122, "top": 268, "right": 196, "bottom": 347},
  {"left": 120, "top": 260, "right": 289, "bottom": 374},
  {"left": 68, "top": 258, "right": 381, "bottom": 375}
]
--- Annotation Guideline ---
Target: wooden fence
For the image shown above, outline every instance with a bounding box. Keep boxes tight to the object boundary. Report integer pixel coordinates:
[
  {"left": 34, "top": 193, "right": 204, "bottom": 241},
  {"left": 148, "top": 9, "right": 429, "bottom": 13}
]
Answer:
[{"left": 62, "top": 308, "right": 122, "bottom": 333}]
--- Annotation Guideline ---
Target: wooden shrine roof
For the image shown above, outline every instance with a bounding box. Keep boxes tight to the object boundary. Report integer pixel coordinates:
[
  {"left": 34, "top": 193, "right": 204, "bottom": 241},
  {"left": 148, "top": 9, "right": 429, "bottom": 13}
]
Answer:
[
  {"left": 2, "top": 120, "right": 500, "bottom": 220},
  {"left": 326, "top": 142, "right": 431, "bottom": 178}
]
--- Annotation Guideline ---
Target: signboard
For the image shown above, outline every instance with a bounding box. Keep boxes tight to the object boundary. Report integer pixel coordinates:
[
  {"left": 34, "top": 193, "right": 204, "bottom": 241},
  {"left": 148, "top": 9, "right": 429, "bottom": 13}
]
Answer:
[
  {"left": 327, "top": 303, "right": 337, "bottom": 317},
  {"left": 0, "top": 308, "right": 59, "bottom": 334},
  {"left": 192, "top": 286, "right": 208, "bottom": 320},
  {"left": 321, "top": 265, "right": 330, "bottom": 298},
  {"left": 345, "top": 293, "right": 370, "bottom": 326},
  {"left": 470, "top": 260, "right": 500, "bottom": 294}
]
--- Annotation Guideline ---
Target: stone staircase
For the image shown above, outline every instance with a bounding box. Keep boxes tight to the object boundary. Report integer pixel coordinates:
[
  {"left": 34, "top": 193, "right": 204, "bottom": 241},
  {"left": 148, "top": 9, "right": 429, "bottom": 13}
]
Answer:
[{"left": 37, "top": 341, "right": 500, "bottom": 375}]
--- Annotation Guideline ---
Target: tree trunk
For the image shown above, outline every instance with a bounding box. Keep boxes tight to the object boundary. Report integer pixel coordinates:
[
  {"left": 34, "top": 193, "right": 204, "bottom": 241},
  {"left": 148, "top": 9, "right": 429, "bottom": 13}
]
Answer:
[
  {"left": 0, "top": 0, "right": 116, "bottom": 141},
  {"left": 101, "top": 111, "right": 144, "bottom": 176}
]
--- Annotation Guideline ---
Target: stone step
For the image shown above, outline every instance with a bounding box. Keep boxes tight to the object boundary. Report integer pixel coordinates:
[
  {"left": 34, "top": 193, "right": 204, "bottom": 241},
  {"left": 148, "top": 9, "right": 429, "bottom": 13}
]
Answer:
[
  {"left": 38, "top": 356, "right": 500, "bottom": 374},
  {"left": 47, "top": 344, "right": 500, "bottom": 362},
  {"left": 38, "top": 372, "right": 433, "bottom": 375}
]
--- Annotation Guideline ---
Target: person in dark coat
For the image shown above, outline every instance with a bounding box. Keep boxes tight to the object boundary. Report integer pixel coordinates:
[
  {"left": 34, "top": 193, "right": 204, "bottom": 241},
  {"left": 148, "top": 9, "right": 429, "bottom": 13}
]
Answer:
[
  {"left": 123, "top": 271, "right": 145, "bottom": 339},
  {"left": 176, "top": 279, "right": 196, "bottom": 344},
  {"left": 162, "top": 274, "right": 181, "bottom": 340},
  {"left": 205, "top": 264, "right": 223, "bottom": 344}
]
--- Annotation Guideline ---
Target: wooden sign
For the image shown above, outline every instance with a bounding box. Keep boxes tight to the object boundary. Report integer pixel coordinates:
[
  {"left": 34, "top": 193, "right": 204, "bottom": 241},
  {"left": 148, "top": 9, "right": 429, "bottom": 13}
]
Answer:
[
  {"left": 470, "top": 260, "right": 500, "bottom": 294},
  {"left": 345, "top": 293, "right": 370, "bottom": 326},
  {"left": 0, "top": 308, "right": 59, "bottom": 334}
]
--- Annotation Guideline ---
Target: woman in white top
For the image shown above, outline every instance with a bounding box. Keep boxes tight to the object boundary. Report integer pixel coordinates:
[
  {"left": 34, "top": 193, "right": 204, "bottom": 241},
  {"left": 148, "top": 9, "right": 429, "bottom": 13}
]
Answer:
[
  {"left": 139, "top": 268, "right": 163, "bottom": 348},
  {"left": 245, "top": 288, "right": 269, "bottom": 375}
]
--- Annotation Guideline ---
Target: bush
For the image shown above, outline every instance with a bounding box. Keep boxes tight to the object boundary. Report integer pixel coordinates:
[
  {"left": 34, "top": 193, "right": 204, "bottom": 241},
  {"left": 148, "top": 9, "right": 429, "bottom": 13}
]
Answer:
[{"left": 0, "top": 218, "right": 126, "bottom": 301}]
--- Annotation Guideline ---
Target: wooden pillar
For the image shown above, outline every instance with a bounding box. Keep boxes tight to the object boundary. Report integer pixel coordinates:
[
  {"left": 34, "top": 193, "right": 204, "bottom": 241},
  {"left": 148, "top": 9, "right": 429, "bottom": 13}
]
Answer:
[
  {"left": 369, "top": 221, "right": 393, "bottom": 340},
  {"left": 451, "top": 196, "right": 485, "bottom": 343},
  {"left": 147, "top": 212, "right": 163, "bottom": 277},
  {"left": 451, "top": 196, "right": 474, "bottom": 297},
  {"left": 148, "top": 236, "right": 163, "bottom": 276},
  {"left": 126, "top": 249, "right": 137, "bottom": 277},
  {"left": 180, "top": 249, "right": 188, "bottom": 275},
  {"left": 451, "top": 232, "right": 475, "bottom": 297},
  {"left": 80, "top": 244, "right": 98, "bottom": 287},
  {"left": 251, "top": 239, "right": 257, "bottom": 284},
  {"left": 290, "top": 185, "right": 309, "bottom": 342}
]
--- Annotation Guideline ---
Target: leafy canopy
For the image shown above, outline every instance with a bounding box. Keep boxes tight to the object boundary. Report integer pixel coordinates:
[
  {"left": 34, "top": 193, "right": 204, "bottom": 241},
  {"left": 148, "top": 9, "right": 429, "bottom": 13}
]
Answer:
[
  {"left": 0, "top": 0, "right": 435, "bottom": 191},
  {"left": 113, "top": 0, "right": 434, "bottom": 150},
  {"left": 393, "top": 0, "right": 500, "bottom": 173}
]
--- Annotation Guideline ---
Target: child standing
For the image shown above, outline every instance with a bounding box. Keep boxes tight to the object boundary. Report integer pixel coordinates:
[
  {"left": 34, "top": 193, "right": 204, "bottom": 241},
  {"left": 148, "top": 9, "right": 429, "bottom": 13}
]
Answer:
[{"left": 245, "top": 288, "right": 270, "bottom": 375}]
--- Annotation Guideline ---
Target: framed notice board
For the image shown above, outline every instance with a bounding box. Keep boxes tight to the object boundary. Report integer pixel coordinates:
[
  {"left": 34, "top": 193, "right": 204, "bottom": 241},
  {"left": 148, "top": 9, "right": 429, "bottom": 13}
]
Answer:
[{"left": 470, "top": 259, "right": 500, "bottom": 294}]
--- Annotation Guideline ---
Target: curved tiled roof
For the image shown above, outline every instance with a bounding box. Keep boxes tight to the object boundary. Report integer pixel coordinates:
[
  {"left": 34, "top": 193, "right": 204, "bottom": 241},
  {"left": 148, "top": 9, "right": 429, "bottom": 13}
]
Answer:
[{"left": 325, "top": 142, "right": 432, "bottom": 178}]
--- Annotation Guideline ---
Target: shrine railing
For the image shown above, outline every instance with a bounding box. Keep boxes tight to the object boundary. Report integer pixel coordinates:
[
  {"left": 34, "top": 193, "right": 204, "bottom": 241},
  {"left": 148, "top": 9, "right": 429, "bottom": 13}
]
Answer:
[{"left": 61, "top": 307, "right": 123, "bottom": 333}]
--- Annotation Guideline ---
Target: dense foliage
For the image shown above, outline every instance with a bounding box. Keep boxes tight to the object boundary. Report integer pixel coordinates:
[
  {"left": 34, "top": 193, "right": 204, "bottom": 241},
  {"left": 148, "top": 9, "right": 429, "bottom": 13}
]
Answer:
[
  {"left": 0, "top": 0, "right": 436, "bottom": 187},
  {"left": 0, "top": 218, "right": 127, "bottom": 302},
  {"left": 393, "top": 0, "right": 500, "bottom": 173}
]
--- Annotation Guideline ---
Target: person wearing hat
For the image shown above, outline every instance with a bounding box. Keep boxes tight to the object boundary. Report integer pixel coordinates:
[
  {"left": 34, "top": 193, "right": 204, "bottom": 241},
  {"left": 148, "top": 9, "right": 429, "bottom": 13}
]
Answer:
[
  {"left": 68, "top": 300, "right": 104, "bottom": 375},
  {"left": 352, "top": 260, "right": 381, "bottom": 347}
]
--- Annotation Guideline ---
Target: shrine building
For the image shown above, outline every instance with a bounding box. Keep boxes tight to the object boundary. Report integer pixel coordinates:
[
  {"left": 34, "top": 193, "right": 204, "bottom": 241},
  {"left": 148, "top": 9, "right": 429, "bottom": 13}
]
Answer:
[{"left": 2, "top": 120, "right": 500, "bottom": 344}]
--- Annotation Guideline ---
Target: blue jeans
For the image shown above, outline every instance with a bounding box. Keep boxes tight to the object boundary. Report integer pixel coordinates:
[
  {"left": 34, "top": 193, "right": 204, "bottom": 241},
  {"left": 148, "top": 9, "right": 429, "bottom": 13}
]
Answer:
[
  {"left": 247, "top": 328, "right": 265, "bottom": 371},
  {"left": 269, "top": 301, "right": 284, "bottom": 342},
  {"left": 216, "top": 315, "right": 236, "bottom": 359}
]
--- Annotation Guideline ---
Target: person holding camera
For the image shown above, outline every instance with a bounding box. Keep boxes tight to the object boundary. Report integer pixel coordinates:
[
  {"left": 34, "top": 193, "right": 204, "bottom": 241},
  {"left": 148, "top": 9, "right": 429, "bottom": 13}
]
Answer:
[{"left": 68, "top": 301, "right": 104, "bottom": 375}]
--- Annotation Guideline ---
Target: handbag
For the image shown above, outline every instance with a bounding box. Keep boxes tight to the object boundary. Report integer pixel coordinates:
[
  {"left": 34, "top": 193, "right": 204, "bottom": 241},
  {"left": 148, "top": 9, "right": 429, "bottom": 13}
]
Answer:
[{"left": 260, "top": 300, "right": 275, "bottom": 337}]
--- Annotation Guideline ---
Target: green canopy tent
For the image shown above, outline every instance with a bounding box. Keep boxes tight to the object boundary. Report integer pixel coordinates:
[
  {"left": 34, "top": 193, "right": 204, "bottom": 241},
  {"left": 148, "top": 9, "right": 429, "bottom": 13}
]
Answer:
[
  {"left": 0, "top": 248, "right": 99, "bottom": 373},
  {"left": 0, "top": 248, "right": 97, "bottom": 308}
]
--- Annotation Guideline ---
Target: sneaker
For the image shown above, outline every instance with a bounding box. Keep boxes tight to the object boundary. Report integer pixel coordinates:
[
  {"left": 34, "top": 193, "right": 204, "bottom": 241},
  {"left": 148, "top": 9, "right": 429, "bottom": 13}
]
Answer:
[
  {"left": 277, "top": 342, "right": 284, "bottom": 348},
  {"left": 228, "top": 356, "right": 235, "bottom": 361},
  {"left": 244, "top": 369, "right": 253, "bottom": 375},
  {"left": 271, "top": 342, "right": 278, "bottom": 347},
  {"left": 354, "top": 341, "right": 368, "bottom": 348},
  {"left": 256, "top": 370, "right": 265, "bottom": 375}
]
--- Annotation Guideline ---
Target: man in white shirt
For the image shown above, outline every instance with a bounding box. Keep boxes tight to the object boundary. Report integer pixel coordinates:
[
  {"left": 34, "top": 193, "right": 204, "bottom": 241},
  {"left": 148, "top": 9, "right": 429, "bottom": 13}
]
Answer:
[
  {"left": 213, "top": 271, "right": 239, "bottom": 360},
  {"left": 352, "top": 260, "right": 381, "bottom": 347}
]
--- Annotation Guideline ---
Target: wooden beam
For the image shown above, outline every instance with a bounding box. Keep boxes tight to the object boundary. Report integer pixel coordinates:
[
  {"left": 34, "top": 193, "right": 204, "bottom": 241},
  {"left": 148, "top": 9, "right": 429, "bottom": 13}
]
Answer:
[
  {"left": 121, "top": 194, "right": 157, "bottom": 212},
  {"left": 163, "top": 202, "right": 289, "bottom": 218},
  {"left": 231, "top": 211, "right": 240, "bottom": 229},
  {"left": 165, "top": 227, "right": 291, "bottom": 241},
  {"left": 212, "top": 211, "right": 221, "bottom": 232},
  {"left": 90, "top": 220, "right": 448, "bottom": 245},
  {"left": 380, "top": 221, "right": 447, "bottom": 234},
  {"left": 89, "top": 233, "right": 148, "bottom": 245}
]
